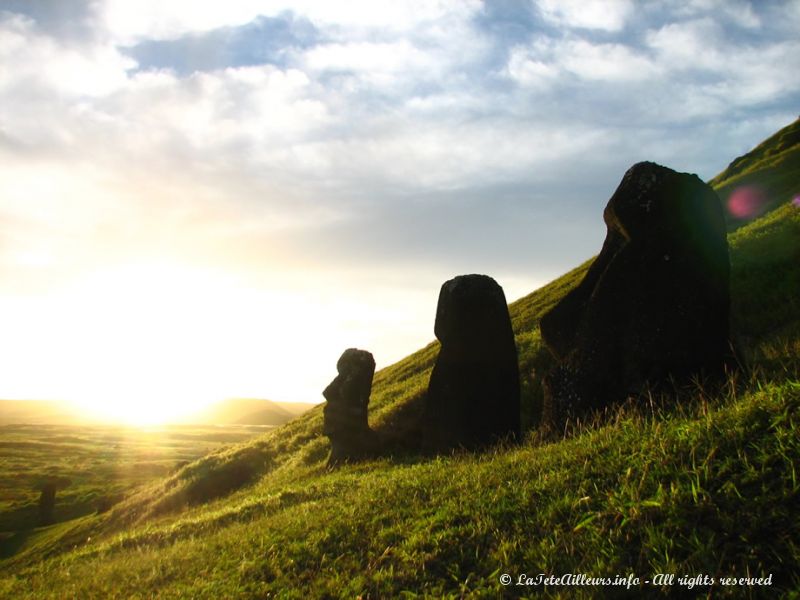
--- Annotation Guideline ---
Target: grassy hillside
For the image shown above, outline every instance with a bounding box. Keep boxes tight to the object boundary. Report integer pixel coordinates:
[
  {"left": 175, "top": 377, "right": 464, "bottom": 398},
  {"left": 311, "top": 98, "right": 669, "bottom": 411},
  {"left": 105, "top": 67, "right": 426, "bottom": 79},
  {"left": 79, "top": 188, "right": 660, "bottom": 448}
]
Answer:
[
  {"left": 1, "top": 123, "right": 798, "bottom": 598},
  {"left": 710, "top": 116, "right": 800, "bottom": 230},
  {"left": 0, "top": 424, "right": 272, "bottom": 561}
]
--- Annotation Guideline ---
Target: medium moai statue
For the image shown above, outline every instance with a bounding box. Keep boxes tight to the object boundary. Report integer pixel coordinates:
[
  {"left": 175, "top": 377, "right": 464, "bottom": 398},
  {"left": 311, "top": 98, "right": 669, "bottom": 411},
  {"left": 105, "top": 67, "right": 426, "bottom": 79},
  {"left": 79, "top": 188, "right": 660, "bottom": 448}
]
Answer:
[
  {"left": 323, "top": 348, "right": 377, "bottom": 465},
  {"left": 424, "top": 274, "right": 521, "bottom": 450}
]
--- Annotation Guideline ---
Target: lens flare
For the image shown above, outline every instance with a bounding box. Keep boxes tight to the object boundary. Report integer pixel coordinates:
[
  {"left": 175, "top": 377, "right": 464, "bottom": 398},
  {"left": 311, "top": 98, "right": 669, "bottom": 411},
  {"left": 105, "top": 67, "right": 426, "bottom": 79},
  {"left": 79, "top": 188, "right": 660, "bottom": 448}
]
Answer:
[{"left": 727, "top": 185, "right": 767, "bottom": 219}]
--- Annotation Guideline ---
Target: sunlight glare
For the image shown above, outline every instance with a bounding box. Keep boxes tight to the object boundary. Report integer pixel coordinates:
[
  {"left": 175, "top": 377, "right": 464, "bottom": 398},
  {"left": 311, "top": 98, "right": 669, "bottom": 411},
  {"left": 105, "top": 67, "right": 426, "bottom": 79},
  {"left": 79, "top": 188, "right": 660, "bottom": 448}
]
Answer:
[
  {"left": 0, "top": 262, "right": 303, "bottom": 424},
  {"left": 0, "top": 259, "right": 429, "bottom": 425},
  {"left": 727, "top": 185, "right": 767, "bottom": 219}
]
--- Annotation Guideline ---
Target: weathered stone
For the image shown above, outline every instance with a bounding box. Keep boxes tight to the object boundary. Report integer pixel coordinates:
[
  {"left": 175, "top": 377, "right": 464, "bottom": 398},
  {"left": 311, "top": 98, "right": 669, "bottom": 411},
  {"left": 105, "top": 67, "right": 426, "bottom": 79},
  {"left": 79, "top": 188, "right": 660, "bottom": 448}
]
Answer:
[
  {"left": 322, "top": 348, "right": 377, "bottom": 465},
  {"left": 39, "top": 482, "right": 56, "bottom": 526},
  {"left": 540, "top": 161, "right": 731, "bottom": 427},
  {"left": 424, "top": 274, "right": 521, "bottom": 450}
]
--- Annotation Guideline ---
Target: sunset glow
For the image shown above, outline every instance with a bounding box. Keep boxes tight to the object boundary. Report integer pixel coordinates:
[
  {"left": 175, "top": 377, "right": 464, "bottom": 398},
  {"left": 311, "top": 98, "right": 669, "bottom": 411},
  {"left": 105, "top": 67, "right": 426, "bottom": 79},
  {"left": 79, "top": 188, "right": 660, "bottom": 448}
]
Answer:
[
  {"left": 0, "top": 1, "right": 797, "bottom": 424},
  {"left": 0, "top": 260, "right": 448, "bottom": 423}
]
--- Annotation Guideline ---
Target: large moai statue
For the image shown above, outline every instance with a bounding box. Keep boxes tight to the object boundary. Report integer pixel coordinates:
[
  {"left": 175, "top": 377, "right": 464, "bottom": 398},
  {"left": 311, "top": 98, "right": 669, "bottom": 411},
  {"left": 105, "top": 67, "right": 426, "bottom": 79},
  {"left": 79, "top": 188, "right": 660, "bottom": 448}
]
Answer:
[
  {"left": 424, "top": 274, "right": 521, "bottom": 450},
  {"left": 322, "top": 348, "right": 377, "bottom": 465},
  {"left": 540, "top": 161, "right": 731, "bottom": 428}
]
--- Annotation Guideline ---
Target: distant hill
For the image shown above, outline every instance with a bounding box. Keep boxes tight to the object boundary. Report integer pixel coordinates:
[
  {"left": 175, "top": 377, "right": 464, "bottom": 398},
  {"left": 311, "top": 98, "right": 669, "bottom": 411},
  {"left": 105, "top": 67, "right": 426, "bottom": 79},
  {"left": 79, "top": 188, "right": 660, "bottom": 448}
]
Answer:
[
  {"left": 181, "top": 398, "right": 317, "bottom": 426},
  {"left": 0, "top": 398, "right": 317, "bottom": 427},
  {"left": 275, "top": 401, "right": 320, "bottom": 416},
  {"left": 0, "top": 400, "right": 86, "bottom": 425}
]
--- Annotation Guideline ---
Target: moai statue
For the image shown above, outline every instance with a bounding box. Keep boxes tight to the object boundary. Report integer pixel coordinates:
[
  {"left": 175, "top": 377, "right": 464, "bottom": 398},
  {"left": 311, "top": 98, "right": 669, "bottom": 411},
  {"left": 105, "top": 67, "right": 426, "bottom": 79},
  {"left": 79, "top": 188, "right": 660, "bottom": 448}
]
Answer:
[
  {"left": 323, "top": 348, "right": 377, "bottom": 465},
  {"left": 540, "top": 161, "right": 730, "bottom": 429},
  {"left": 424, "top": 274, "right": 521, "bottom": 451}
]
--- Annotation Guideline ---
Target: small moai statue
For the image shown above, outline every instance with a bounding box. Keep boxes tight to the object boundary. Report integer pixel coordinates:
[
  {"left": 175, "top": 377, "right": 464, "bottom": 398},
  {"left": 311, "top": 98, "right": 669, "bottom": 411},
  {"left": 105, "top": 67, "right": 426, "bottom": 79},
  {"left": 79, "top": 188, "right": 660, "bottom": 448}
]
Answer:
[{"left": 323, "top": 348, "right": 377, "bottom": 465}]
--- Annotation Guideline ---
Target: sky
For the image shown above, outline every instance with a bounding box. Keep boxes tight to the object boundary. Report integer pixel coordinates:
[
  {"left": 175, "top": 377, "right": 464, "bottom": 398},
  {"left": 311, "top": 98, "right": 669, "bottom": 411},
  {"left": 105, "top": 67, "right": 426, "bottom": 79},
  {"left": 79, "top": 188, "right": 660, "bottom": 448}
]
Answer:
[{"left": 0, "top": 0, "right": 798, "bottom": 422}]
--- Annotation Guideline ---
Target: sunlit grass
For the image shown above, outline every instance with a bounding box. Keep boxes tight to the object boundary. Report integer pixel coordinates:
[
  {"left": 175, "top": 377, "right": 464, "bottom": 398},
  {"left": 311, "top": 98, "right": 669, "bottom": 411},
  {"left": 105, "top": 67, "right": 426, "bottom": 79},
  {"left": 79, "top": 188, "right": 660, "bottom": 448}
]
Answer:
[
  {"left": 0, "top": 424, "right": 271, "bottom": 546},
  {"left": 1, "top": 372, "right": 797, "bottom": 598}
]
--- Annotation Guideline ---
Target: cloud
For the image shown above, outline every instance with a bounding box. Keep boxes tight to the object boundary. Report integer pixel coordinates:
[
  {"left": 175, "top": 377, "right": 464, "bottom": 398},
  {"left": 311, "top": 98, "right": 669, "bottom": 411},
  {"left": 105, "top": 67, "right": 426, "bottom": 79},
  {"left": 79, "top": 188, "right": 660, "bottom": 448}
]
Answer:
[
  {"left": 99, "top": 0, "right": 481, "bottom": 43},
  {"left": 645, "top": 18, "right": 726, "bottom": 71},
  {"left": 644, "top": 18, "right": 800, "bottom": 113},
  {"left": 116, "top": 66, "right": 330, "bottom": 150},
  {"left": 1, "top": 0, "right": 799, "bottom": 403},
  {"left": 303, "top": 40, "right": 435, "bottom": 78},
  {"left": 504, "top": 10, "right": 799, "bottom": 125},
  {"left": 99, "top": 0, "right": 275, "bottom": 43},
  {"left": 3, "top": 2, "right": 798, "bottom": 253},
  {"left": 507, "top": 37, "right": 659, "bottom": 85},
  {"left": 0, "top": 14, "right": 134, "bottom": 99},
  {"left": 0, "top": 0, "right": 97, "bottom": 39},
  {"left": 668, "top": 0, "right": 762, "bottom": 29},
  {"left": 506, "top": 42, "right": 558, "bottom": 89},
  {"left": 535, "top": 0, "right": 634, "bottom": 32},
  {"left": 560, "top": 40, "right": 658, "bottom": 81},
  {"left": 126, "top": 14, "right": 319, "bottom": 75}
]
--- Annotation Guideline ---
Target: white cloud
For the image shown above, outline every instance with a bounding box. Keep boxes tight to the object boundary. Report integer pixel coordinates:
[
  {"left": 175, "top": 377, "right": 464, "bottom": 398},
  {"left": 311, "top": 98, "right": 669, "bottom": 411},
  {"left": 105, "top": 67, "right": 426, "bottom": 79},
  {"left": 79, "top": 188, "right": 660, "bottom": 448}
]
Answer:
[
  {"left": 559, "top": 40, "right": 658, "bottom": 81},
  {"left": 278, "top": 0, "right": 481, "bottom": 31},
  {"left": 669, "top": 0, "right": 761, "bottom": 28},
  {"left": 99, "top": 0, "right": 268, "bottom": 43},
  {"left": 646, "top": 18, "right": 725, "bottom": 70},
  {"left": 505, "top": 13, "right": 798, "bottom": 125},
  {"left": 264, "top": 119, "right": 609, "bottom": 194},
  {"left": 536, "top": 0, "right": 634, "bottom": 32},
  {"left": 506, "top": 37, "right": 658, "bottom": 85},
  {"left": 99, "top": 0, "right": 482, "bottom": 43},
  {"left": 645, "top": 18, "right": 800, "bottom": 114},
  {"left": 114, "top": 66, "right": 330, "bottom": 151},
  {"left": 506, "top": 44, "right": 558, "bottom": 88},
  {"left": 0, "top": 14, "right": 134, "bottom": 98},
  {"left": 303, "top": 40, "right": 435, "bottom": 76}
]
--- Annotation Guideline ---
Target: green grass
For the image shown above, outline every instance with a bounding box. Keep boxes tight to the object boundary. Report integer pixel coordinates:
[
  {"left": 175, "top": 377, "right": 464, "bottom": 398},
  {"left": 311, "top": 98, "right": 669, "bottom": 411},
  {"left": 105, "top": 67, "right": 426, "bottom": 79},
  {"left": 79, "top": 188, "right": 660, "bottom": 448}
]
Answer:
[
  {"left": 1, "top": 375, "right": 797, "bottom": 598},
  {"left": 0, "top": 424, "right": 272, "bottom": 556},
  {"left": 710, "top": 117, "right": 800, "bottom": 230},
  {"left": 1, "top": 119, "right": 798, "bottom": 598},
  {"left": 728, "top": 202, "right": 800, "bottom": 346}
]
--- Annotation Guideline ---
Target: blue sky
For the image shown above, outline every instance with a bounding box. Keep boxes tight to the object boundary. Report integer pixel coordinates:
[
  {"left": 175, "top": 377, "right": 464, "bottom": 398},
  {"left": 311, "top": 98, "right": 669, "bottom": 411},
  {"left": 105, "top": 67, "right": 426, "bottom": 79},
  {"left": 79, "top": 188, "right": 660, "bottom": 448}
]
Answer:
[{"left": 0, "top": 0, "right": 797, "bottom": 418}]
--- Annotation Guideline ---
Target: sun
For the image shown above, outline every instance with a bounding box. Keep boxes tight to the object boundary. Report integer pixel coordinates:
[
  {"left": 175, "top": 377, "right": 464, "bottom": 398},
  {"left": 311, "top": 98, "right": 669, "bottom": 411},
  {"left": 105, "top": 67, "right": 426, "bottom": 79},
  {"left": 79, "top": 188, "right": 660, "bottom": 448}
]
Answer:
[
  {"left": 3, "top": 260, "right": 285, "bottom": 426},
  {"left": 0, "top": 257, "right": 407, "bottom": 424},
  {"left": 37, "top": 260, "right": 360, "bottom": 425},
  {"left": 51, "top": 262, "right": 243, "bottom": 424}
]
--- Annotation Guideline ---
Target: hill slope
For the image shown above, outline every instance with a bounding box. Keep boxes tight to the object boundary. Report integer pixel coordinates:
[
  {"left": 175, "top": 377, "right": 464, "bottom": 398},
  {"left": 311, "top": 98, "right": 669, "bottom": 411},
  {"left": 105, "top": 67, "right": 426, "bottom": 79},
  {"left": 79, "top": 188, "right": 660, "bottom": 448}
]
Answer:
[
  {"left": 1, "top": 121, "right": 798, "bottom": 598},
  {"left": 181, "top": 398, "right": 294, "bottom": 427},
  {"left": 0, "top": 400, "right": 95, "bottom": 425},
  {"left": 711, "top": 116, "right": 800, "bottom": 230}
]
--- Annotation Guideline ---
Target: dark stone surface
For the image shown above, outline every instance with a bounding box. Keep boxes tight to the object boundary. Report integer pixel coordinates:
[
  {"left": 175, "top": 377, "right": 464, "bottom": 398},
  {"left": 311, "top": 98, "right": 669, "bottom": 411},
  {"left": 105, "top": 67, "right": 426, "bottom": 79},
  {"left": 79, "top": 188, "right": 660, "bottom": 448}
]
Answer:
[
  {"left": 424, "top": 274, "right": 521, "bottom": 450},
  {"left": 38, "top": 482, "right": 56, "bottom": 526},
  {"left": 322, "top": 348, "right": 377, "bottom": 465},
  {"left": 540, "top": 161, "right": 731, "bottom": 427}
]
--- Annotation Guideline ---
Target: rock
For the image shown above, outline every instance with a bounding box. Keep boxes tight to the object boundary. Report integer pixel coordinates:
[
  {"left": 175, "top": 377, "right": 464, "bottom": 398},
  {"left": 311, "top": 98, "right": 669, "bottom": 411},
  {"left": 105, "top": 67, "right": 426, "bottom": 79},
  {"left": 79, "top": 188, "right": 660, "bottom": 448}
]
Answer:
[
  {"left": 540, "top": 161, "right": 731, "bottom": 427},
  {"left": 424, "top": 274, "right": 521, "bottom": 450},
  {"left": 38, "top": 482, "right": 56, "bottom": 526},
  {"left": 322, "top": 348, "right": 377, "bottom": 465}
]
